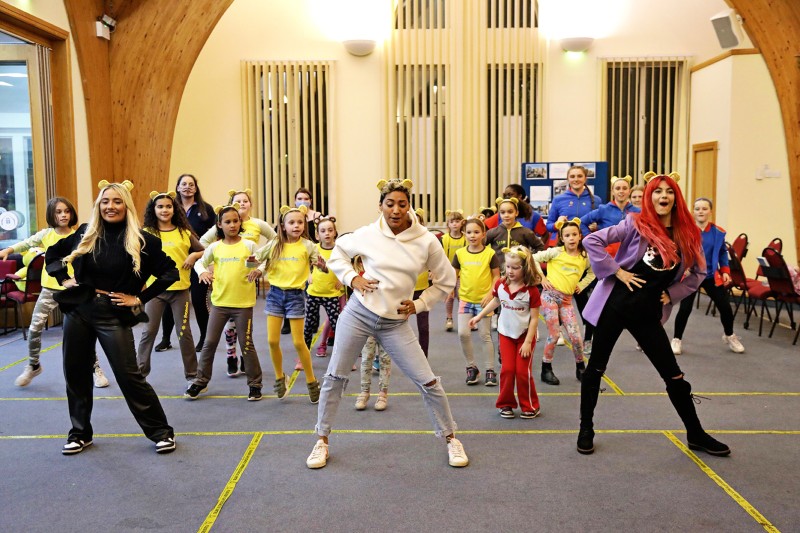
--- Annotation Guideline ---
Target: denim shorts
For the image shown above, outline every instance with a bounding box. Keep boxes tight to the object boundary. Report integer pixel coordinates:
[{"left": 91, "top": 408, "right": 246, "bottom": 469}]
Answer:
[
  {"left": 265, "top": 286, "right": 306, "bottom": 318},
  {"left": 459, "top": 301, "right": 492, "bottom": 316}
]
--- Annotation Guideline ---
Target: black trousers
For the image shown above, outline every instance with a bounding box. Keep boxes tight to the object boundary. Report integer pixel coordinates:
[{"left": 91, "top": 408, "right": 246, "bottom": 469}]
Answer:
[
  {"left": 161, "top": 269, "right": 209, "bottom": 343},
  {"left": 63, "top": 295, "right": 173, "bottom": 443},
  {"left": 574, "top": 278, "right": 597, "bottom": 342},
  {"left": 580, "top": 303, "right": 684, "bottom": 430},
  {"left": 673, "top": 277, "right": 734, "bottom": 339}
]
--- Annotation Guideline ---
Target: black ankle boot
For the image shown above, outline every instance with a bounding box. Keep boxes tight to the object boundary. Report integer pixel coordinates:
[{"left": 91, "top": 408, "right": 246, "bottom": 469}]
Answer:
[
  {"left": 577, "top": 428, "right": 595, "bottom": 454},
  {"left": 666, "top": 378, "right": 731, "bottom": 457},
  {"left": 541, "top": 362, "right": 560, "bottom": 385},
  {"left": 575, "top": 361, "right": 586, "bottom": 382}
]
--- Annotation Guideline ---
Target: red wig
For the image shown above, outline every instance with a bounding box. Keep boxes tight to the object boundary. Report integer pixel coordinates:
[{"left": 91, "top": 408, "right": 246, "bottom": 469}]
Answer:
[{"left": 632, "top": 175, "right": 702, "bottom": 268}]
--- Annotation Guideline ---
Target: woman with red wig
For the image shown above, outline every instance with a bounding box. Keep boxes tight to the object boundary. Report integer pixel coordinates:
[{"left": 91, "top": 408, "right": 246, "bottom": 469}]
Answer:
[{"left": 576, "top": 173, "right": 730, "bottom": 457}]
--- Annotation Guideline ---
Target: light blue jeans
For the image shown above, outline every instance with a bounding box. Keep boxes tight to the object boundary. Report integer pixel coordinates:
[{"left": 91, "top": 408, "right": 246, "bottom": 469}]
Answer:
[{"left": 315, "top": 297, "right": 458, "bottom": 438}]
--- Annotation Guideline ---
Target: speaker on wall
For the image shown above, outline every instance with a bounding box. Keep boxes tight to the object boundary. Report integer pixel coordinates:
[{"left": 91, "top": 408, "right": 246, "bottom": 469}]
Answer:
[{"left": 711, "top": 9, "right": 742, "bottom": 49}]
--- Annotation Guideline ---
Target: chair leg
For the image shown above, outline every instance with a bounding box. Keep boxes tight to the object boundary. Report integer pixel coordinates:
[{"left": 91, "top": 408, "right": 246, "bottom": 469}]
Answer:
[
  {"left": 758, "top": 300, "right": 767, "bottom": 337},
  {"left": 793, "top": 323, "right": 800, "bottom": 345},
  {"left": 769, "top": 301, "right": 784, "bottom": 338}
]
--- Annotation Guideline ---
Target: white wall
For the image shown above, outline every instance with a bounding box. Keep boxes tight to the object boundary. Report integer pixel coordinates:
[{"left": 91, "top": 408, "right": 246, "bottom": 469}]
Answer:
[
  {"left": 6, "top": 0, "right": 93, "bottom": 220},
  {"left": 170, "top": 0, "right": 384, "bottom": 231},
  {"left": 690, "top": 54, "right": 795, "bottom": 271}
]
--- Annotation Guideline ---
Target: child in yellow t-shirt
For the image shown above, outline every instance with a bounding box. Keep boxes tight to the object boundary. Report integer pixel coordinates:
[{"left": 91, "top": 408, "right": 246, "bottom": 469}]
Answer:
[
  {"left": 255, "top": 205, "right": 321, "bottom": 403},
  {"left": 304, "top": 216, "right": 345, "bottom": 353},
  {"left": 441, "top": 209, "right": 466, "bottom": 331},
  {"left": 532, "top": 218, "right": 595, "bottom": 386},
  {"left": 187, "top": 204, "right": 264, "bottom": 401}
]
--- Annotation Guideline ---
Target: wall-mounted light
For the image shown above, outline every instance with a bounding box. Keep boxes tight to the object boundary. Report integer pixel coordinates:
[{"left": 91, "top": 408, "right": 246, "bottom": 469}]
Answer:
[
  {"left": 560, "top": 37, "right": 594, "bottom": 53},
  {"left": 343, "top": 39, "right": 376, "bottom": 56}
]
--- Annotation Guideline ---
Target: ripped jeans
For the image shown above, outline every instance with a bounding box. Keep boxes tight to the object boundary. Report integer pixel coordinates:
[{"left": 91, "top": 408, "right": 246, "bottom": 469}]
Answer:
[{"left": 315, "top": 297, "right": 458, "bottom": 438}]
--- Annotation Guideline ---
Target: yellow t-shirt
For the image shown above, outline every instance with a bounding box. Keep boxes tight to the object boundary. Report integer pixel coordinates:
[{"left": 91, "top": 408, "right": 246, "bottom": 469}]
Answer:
[
  {"left": 535, "top": 247, "right": 593, "bottom": 295},
  {"left": 308, "top": 245, "right": 344, "bottom": 298},
  {"left": 11, "top": 228, "right": 74, "bottom": 291},
  {"left": 241, "top": 218, "right": 272, "bottom": 243},
  {"left": 260, "top": 239, "right": 317, "bottom": 290},
  {"left": 441, "top": 232, "right": 466, "bottom": 262},
  {"left": 146, "top": 228, "right": 192, "bottom": 291},
  {"left": 199, "top": 239, "right": 258, "bottom": 308},
  {"left": 454, "top": 246, "right": 498, "bottom": 304},
  {"left": 414, "top": 271, "right": 430, "bottom": 292}
]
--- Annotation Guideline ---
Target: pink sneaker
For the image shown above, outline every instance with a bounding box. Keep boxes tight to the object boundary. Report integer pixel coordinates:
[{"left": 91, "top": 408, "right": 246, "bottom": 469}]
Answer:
[{"left": 316, "top": 344, "right": 327, "bottom": 357}]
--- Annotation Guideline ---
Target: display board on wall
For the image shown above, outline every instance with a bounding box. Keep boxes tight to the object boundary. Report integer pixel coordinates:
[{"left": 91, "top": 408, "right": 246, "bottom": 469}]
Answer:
[{"left": 520, "top": 161, "right": 609, "bottom": 219}]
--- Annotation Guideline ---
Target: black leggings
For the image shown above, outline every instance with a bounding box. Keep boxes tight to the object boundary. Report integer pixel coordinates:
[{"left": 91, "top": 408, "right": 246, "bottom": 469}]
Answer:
[
  {"left": 161, "top": 270, "right": 209, "bottom": 343},
  {"left": 673, "top": 277, "right": 734, "bottom": 339},
  {"left": 574, "top": 278, "right": 597, "bottom": 342}
]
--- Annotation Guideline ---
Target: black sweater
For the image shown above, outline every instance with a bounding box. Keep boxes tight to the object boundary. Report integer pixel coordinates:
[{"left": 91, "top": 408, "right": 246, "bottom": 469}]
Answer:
[{"left": 45, "top": 221, "right": 178, "bottom": 304}]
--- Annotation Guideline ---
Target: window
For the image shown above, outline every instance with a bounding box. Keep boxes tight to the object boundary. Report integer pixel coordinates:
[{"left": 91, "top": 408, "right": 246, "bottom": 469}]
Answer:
[
  {"left": 242, "top": 61, "right": 331, "bottom": 222},
  {"left": 603, "top": 58, "right": 689, "bottom": 183},
  {"left": 486, "top": 0, "right": 536, "bottom": 28},
  {"left": 394, "top": 0, "right": 446, "bottom": 29}
]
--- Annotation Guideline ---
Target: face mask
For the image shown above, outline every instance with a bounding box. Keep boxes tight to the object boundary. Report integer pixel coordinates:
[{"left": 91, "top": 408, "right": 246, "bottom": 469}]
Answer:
[{"left": 295, "top": 200, "right": 311, "bottom": 208}]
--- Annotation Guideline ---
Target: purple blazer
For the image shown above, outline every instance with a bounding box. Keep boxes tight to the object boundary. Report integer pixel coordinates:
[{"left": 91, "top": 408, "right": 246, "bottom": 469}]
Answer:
[{"left": 582, "top": 216, "right": 706, "bottom": 326}]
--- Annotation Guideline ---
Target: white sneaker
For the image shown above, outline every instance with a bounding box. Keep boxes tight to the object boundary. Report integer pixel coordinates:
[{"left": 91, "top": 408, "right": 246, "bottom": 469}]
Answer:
[
  {"left": 447, "top": 437, "right": 469, "bottom": 467},
  {"left": 15, "top": 364, "right": 42, "bottom": 387},
  {"left": 583, "top": 339, "right": 592, "bottom": 356},
  {"left": 723, "top": 334, "right": 745, "bottom": 353},
  {"left": 306, "top": 440, "right": 329, "bottom": 469},
  {"left": 556, "top": 335, "right": 566, "bottom": 346},
  {"left": 671, "top": 338, "right": 682, "bottom": 355},
  {"left": 93, "top": 367, "right": 110, "bottom": 388}
]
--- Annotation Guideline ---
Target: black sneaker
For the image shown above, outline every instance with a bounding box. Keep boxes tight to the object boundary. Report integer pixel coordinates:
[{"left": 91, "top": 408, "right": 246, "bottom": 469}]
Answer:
[
  {"left": 247, "top": 387, "right": 263, "bottom": 401},
  {"left": 195, "top": 338, "right": 205, "bottom": 353},
  {"left": 155, "top": 437, "right": 176, "bottom": 454},
  {"left": 239, "top": 356, "right": 246, "bottom": 374},
  {"left": 184, "top": 383, "right": 207, "bottom": 400},
  {"left": 281, "top": 320, "right": 291, "bottom": 334},
  {"left": 465, "top": 366, "right": 480, "bottom": 385},
  {"left": 577, "top": 428, "right": 595, "bottom": 454},
  {"left": 227, "top": 357, "right": 239, "bottom": 377},
  {"left": 484, "top": 369, "right": 498, "bottom": 387},
  {"left": 327, "top": 335, "right": 335, "bottom": 347},
  {"left": 541, "top": 363, "right": 560, "bottom": 385},
  {"left": 499, "top": 408, "right": 515, "bottom": 419},
  {"left": 688, "top": 433, "right": 731, "bottom": 457},
  {"left": 62, "top": 439, "right": 92, "bottom": 455},
  {"left": 154, "top": 340, "right": 172, "bottom": 352},
  {"left": 520, "top": 408, "right": 540, "bottom": 419}
]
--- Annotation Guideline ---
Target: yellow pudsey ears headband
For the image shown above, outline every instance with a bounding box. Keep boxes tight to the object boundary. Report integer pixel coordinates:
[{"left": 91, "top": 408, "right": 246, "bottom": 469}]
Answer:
[
  {"left": 98, "top": 180, "right": 134, "bottom": 191},
  {"left": 501, "top": 246, "right": 529, "bottom": 260},
  {"left": 227, "top": 189, "right": 253, "bottom": 201},
  {"left": 445, "top": 209, "right": 464, "bottom": 217},
  {"left": 610, "top": 175, "right": 633, "bottom": 185},
  {"left": 280, "top": 204, "right": 308, "bottom": 216},
  {"left": 414, "top": 208, "right": 425, "bottom": 218},
  {"left": 376, "top": 179, "right": 414, "bottom": 192},
  {"left": 479, "top": 205, "right": 497, "bottom": 214},
  {"left": 149, "top": 190, "right": 177, "bottom": 201},
  {"left": 495, "top": 196, "right": 519, "bottom": 207},
  {"left": 643, "top": 171, "right": 681, "bottom": 183},
  {"left": 554, "top": 217, "right": 581, "bottom": 231},
  {"left": 214, "top": 202, "right": 241, "bottom": 215}
]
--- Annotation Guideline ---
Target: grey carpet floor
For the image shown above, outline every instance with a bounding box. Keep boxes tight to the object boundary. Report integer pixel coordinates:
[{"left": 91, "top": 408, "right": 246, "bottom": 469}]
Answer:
[{"left": 0, "top": 294, "right": 797, "bottom": 532}]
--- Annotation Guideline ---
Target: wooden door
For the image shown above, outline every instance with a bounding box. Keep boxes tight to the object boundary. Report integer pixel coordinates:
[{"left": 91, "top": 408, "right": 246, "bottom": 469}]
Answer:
[{"left": 691, "top": 141, "right": 718, "bottom": 209}]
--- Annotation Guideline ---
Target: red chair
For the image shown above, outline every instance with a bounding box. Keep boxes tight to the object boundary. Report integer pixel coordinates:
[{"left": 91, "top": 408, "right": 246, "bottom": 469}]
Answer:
[
  {"left": 0, "top": 260, "right": 18, "bottom": 335},
  {"left": 5, "top": 254, "right": 44, "bottom": 340},
  {"left": 731, "top": 233, "right": 748, "bottom": 262},
  {"left": 760, "top": 247, "right": 800, "bottom": 340},
  {"left": 754, "top": 237, "right": 782, "bottom": 278},
  {"left": 725, "top": 242, "right": 751, "bottom": 321}
]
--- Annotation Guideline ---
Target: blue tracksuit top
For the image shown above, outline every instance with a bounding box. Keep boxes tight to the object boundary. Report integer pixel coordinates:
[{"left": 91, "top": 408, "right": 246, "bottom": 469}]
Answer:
[
  {"left": 546, "top": 189, "right": 597, "bottom": 234},
  {"left": 580, "top": 201, "right": 640, "bottom": 235},
  {"left": 701, "top": 223, "right": 729, "bottom": 279}
]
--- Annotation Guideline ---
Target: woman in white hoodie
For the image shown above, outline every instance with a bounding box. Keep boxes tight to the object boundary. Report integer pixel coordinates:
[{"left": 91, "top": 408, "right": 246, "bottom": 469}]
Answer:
[{"left": 306, "top": 179, "right": 469, "bottom": 469}]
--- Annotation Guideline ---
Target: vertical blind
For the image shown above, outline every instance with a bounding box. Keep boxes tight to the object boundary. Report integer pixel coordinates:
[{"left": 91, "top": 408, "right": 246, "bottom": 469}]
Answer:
[
  {"left": 242, "top": 60, "right": 332, "bottom": 222},
  {"left": 385, "top": 0, "right": 542, "bottom": 226},
  {"left": 602, "top": 57, "right": 689, "bottom": 184},
  {"left": 36, "top": 44, "right": 56, "bottom": 199}
]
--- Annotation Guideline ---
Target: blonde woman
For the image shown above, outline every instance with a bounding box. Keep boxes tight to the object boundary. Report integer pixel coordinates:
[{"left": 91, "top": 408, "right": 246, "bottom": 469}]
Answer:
[{"left": 45, "top": 181, "right": 179, "bottom": 455}]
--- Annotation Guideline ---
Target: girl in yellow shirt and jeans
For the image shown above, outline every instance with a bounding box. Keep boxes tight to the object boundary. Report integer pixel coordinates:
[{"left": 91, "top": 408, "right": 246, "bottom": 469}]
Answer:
[{"left": 258, "top": 205, "right": 322, "bottom": 403}]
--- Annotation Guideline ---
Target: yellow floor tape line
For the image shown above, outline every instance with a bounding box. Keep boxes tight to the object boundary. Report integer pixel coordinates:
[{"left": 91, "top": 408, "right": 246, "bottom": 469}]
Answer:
[
  {"left": 0, "top": 341, "right": 62, "bottom": 373},
  {"left": 663, "top": 431, "right": 780, "bottom": 533},
  {"left": 198, "top": 432, "right": 263, "bottom": 533}
]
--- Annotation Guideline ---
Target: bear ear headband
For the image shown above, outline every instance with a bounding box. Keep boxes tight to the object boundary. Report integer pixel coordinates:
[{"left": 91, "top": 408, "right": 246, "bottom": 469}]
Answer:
[
  {"left": 227, "top": 188, "right": 253, "bottom": 199},
  {"left": 414, "top": 208, "right": 425, "bottom": 218},
  {"left": 314, "top": 215, "right": 337, "bottom": 224},
  {"left": 149, "top": 190, "right": 177, "bottom": 200},
  {"left": 554, "top": 217, "right": 582, "bottom": 230},
  {"left": 643, "top": 171, "right": 681, "bottom": 183},
  {"left": 610, "top": 175, "right": 633, "bottom": 185},
  {"left": 495, "top": 196, "right": 519, "bottom": 206},
  {"left": 376, "top": 179, "right": 414, "bottom": 192},
  {"left": 479, "top": 205, "right": 497, "bottom": 214},
  {"left": 214, "top": 202, "right": 241, "bottom": 215},
  {"left": 98, "top": 180, "right": 134, "bottom": 191},
  {"left": 445, "top": 209, "right": 464, "bottom": 217},
  {"left": 280, "top": 205, "right": 308, "bottom": 216},
  {"left": 501, "top": 246, "right": 529, "bottom": 260}
]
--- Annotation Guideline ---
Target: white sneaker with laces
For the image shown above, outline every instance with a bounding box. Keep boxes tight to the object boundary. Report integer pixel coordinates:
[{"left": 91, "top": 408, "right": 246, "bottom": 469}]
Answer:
[
  {"left": 15, "top": 364, "right": 42, "bottom": 387},
  {"left": 671, "top": 338, "right": 682, "bottom": 355},
  {"left": 93, "top": 367, "right": 110, "bottom": 388},
  {"left": 306, "top": 440, "right": 329, "bottom": 469},
  {"left": 723, "top": 334, "right": 745, "bottom": 353},
  {"left": 447, "top": 437, "right": 469, "bottom": 467},
  {"left": 556, "top": 335, "right": 566, "bottom": 346}
]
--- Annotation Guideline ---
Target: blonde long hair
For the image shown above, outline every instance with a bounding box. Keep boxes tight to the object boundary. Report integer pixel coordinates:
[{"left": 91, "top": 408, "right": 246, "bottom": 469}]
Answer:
[{"left": 64, "top": 182, "right": 145, "bottom": 274}]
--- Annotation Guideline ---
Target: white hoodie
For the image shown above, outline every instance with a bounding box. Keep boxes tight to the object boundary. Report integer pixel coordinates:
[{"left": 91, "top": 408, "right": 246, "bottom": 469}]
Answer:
[{"left": 328, "top": 212, "right": 456, "bottom": 319}]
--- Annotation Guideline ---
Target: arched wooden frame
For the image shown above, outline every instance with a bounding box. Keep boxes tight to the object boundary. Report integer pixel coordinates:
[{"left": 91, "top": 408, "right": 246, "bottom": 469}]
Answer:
[{"left": 18, "top": 0, "right": 800, "bottom": 260}]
